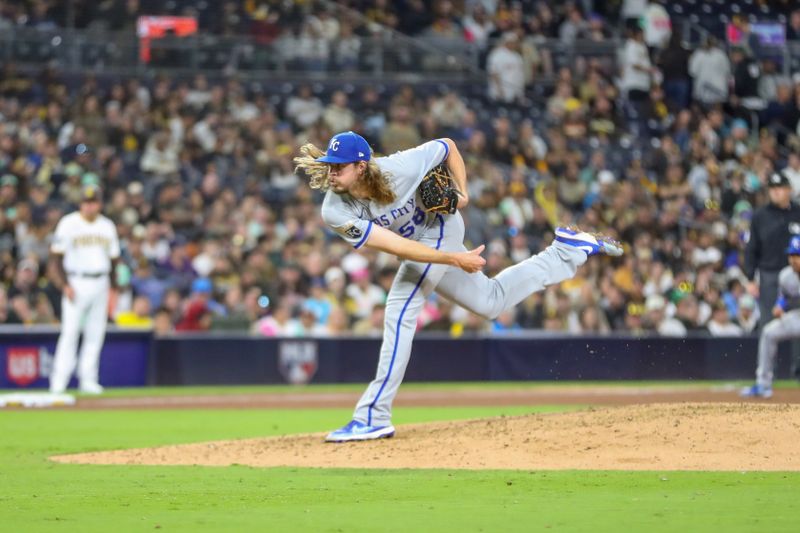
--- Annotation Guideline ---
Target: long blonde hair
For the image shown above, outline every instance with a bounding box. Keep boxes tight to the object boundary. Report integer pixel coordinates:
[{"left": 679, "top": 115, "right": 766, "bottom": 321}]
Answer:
[{"left": 294, "top": 143, "right": 397, "bottom": 205}]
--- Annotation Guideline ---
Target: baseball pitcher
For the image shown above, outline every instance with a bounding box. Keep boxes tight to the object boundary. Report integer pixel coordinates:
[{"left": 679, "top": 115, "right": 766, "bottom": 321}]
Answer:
[
  {"left": 49, "top": 184, "right": 120, "bottom": 394},
  {"left": 741, "top": 235, "right": 800, "bottom": 398},
  {"left": 294, "top": 131, "right": 623, "bottom": 442}
]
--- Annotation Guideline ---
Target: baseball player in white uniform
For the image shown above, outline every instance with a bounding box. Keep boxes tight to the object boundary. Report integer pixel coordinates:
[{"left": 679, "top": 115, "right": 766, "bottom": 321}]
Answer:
[
  {"left": 741, "top": 235, "right": 800, "bottom": 399},
  {"left": 295, "top": 131, "right": 623, "bottom": 442},
  {"left": 49, "top": 184, "right": 120, "bottom": 394}
]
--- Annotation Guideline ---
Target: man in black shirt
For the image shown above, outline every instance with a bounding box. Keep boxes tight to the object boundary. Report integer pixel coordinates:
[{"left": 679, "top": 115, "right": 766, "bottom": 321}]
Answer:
[
  {"left": 744, "top": 172, "right": 800, "bottom": 329},
  {"left": 730, "top": 46, "right": 762, "bottom": 109}
]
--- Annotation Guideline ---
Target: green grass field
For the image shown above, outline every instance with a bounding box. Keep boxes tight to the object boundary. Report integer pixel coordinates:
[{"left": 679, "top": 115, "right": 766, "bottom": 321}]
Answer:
[{"left": 1, "top": 384, "right": 799, "bottom": 532}]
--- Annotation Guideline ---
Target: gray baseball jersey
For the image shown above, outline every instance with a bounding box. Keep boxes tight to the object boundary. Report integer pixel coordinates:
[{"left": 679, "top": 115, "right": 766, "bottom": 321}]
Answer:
[
  {"left": 321, "top": 139, "right": 588, "bottom": 427},
  {"left": 777, "top": 266, "right": 800, "bottom": 310},
  {"left": 321, "top": 139, "right": 449, "bottom": 249},
  {"left": 755, "top": 265, "right": 800, "bottom": 388}
]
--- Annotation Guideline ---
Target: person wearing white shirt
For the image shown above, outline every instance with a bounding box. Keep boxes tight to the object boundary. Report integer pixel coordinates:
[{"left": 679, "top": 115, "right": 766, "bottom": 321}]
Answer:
[
  {"left": 782, "top": 152, "right": 800, "bottom": 199},
  {"left": 621, "top": 27, "right": 654, "bottom": 102},
  {"left": 487, "top": 32, "right": 526, "bottom": 104},
  {"left": 689, "top": 37, "right": 731, "bottom": 105}
]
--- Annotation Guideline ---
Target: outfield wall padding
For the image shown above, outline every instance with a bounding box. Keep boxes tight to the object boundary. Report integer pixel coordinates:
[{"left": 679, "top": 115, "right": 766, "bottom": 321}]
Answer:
[
  {"left": 2, "top": 328, "right": 798, "bottom": 388},
  {"left": 149, "top": 334, "right": 797, "bottom": 385},
  {"left": 0, "top": 327, "right": 151, "bottom": 389}
]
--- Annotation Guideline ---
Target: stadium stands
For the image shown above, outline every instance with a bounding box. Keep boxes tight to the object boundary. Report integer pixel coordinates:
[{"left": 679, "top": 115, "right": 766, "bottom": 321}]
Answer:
[{"left": 1, "top": 1, "right": 800, "bottom": 337}]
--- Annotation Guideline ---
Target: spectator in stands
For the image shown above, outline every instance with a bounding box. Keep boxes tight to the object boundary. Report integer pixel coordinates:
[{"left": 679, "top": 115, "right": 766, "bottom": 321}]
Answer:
[
  {"left": 782, "top": 152, "right": 800, "bottom": 198},
  {"left": 707, "top": 301, "right": 743, "bottom": 336},
  {"left": 333, "top": 21, "right": 361, "bottom": 71},
  {"left": 323, "top": 90, "right": 355, "bottom": 133},
  {"left": 381, "top": 103, "right": 421, "bottom": 154},
  {"left": 737, "top": 294, "right": 760, "bottom": 333},
  {"left": 689, "top": 36, "right": 730, "bottom": 106},
  {"left": 621, "top": 0, "right": 647, "bottom": 30},
  {"left": 295, "top": 17, "right": 331, "bottom": 72},
  {"left": 175, "top": 277, "right": 215, "bottom": 332},
  {"left": 658, "top": 32, "right": 690, "bottom": 110},
  {"left": 116, "top": 295, "right": 154, "bottom": 329},
  {"left": 431, "top": 90, "right": 468, "bottom": 134},
  {"left": 462, "top": 3, "right": 494, "bottom": 51},
  {"left": 254, "top": 299, "right": 301, "bottom": 336},
  {"left": 758, "top": 59, "right": 791, "bottom": 104},
  {"left": 486, "top": 32, "right": 525, "bottom": 104},
  {"left": 285, "top": 85, "right": 323, "bottom": 130},
  {"left": 644, "top": 294, "right": 685, "bottom": 336},
  {"left": 345, "top": 268, "right": 385, "bottom": 321},
  {"left": 0, "top": 286, "right": 10, "bottom": 324},
  {"left": 730, "top": 46, "right": 763, "bottom": 113},
  {"left": 7, "top": 258, "right": 54, "bottom": 325},
  {"left": 787, "top": 9, "right": 800, "bottom": 40},
  {"left": 140, "top": 131, "right": 179, "bottom": 178},
  {"left": 642, "top": 0, "right": 671, "bottom": 51},
  {"left": 620, "top": 26, "right": 654, "bottom": 104},
  {"left": 558, "top": 5, "right": 586, "bottom": 45}
]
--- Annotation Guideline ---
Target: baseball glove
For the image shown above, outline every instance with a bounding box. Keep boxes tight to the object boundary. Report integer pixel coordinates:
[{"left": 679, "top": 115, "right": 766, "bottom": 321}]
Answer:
[{"left": 418, "top": 164, "right": 461, "bottom": 215}]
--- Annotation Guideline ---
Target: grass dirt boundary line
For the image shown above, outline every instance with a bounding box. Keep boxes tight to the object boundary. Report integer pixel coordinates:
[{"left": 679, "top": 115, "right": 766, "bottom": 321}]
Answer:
[{"left": 57, "top": 386, "right": 800, "bottom": 409}]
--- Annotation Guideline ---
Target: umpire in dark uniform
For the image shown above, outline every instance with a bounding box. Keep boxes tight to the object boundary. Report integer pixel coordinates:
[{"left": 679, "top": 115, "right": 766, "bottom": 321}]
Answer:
[{"left": 744, "top": 172, "right": 800, "bottom": 331}]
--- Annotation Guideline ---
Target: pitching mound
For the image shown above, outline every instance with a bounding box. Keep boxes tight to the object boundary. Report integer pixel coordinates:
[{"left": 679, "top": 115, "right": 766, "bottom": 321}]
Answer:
[{"left": 51, "top": 403, "right": 800, "bottom": 471}]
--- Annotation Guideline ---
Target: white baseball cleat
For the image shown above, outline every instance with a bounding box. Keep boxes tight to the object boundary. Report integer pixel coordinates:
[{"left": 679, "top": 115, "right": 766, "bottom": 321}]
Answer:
[
  {"left": 554, "top": 227, "right": 624, "bottom": 257},
  {"left": 79, "top": 382, "right": 105, "bottom": 395}
]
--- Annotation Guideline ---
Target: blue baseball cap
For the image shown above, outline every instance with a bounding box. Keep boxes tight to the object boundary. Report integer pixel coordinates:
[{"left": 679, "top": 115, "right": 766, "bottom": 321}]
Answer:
[
  {"left": 787, "top": 236, "right": 800, "bottom": 255},
  {"left": 191, "top": 277, "right": 213, "bottom": 294},
  {"left": 316, "top": 131, "right": 371, "bottom": 164}
]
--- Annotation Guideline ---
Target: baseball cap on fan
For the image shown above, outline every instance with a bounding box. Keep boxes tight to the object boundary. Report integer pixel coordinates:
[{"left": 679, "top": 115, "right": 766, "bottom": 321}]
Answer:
[
  {"left": 768, "top": 172, "right": 791, "bottom": 188},
  {"left": 316, "top": 131, "right": 371, "bottom": 164}
]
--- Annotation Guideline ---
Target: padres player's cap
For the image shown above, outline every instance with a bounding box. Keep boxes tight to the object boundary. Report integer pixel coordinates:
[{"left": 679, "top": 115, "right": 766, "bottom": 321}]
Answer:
[
  {"left": 317, "top": 131, "right": 371, "bottom": 164},
  {"left": 80, "top": 183, "right": 102, "bottom": 202},
  {"left": 786, "top": 235, "right": 800, "bottom": 255},
  {"left": 768, "top": 172, "right": 791, "bottom": 188}
]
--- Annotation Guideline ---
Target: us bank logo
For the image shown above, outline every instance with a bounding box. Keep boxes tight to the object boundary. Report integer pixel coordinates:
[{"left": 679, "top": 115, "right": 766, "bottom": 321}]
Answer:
[{"left": 5, "top": 346, "right": 53, "bottom": 387}]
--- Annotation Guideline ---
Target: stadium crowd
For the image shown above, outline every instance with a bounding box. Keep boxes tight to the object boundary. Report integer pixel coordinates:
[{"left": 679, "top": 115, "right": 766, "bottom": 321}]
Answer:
[{"left": 2, "top": 1, "right": 800, "bottom": 338}]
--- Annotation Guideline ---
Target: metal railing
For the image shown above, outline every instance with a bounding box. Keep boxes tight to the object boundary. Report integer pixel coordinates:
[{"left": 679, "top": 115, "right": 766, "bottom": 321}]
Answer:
[
  {"left": 0, "top": 26, "right": 624, "bottom": 83},
  {"left": 0, "top": 25, "right": 487, "bottom": 81},
  {"left": 3, "top": 23, "right": 798, "bottom": 90}
]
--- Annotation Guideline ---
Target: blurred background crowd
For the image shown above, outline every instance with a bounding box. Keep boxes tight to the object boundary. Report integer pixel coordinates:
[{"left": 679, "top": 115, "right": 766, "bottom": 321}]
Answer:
[{"left": 2, "top": 0, "right": 800, "bottom": 337}]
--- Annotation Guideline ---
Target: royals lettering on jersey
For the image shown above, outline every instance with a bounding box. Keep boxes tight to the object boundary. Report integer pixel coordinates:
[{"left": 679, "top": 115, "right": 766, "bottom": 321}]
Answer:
[{"left": 322, "top": 139, "right": 449, "bottom": 248}]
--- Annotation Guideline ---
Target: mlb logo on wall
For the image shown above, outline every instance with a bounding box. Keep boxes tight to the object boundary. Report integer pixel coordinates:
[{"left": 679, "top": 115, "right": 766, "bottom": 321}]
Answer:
[
  {"left": 6, "top": 347, "right": 40, "bottom": 387},
  {"left": 278, "top": 341, "right": 318, "bottom": 385}
]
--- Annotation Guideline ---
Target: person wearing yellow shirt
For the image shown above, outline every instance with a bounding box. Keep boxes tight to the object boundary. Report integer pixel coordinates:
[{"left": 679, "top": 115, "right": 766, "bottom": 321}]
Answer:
[{"left": 115, "top": 295, "right": 154, "bottom": 329}]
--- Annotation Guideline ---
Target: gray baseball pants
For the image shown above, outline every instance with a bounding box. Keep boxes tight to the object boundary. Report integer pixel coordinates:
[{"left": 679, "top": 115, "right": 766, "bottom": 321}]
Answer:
[
  {"left": 756, "top": 309, "right": 800, "bottom": 388},
  {"left": 353, "top": 213, "right": 587, "bottom": 426}
]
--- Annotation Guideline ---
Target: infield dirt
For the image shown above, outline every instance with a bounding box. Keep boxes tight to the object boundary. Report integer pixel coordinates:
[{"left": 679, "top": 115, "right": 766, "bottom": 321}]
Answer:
[{"left": 52, "top": 403, "right": 800, "bottom": 471}]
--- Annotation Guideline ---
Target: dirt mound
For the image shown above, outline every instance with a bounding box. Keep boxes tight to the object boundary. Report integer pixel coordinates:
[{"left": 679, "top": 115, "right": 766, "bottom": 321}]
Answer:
[{"left": 51, "top": 403, "right": 800, "bottom": 471}]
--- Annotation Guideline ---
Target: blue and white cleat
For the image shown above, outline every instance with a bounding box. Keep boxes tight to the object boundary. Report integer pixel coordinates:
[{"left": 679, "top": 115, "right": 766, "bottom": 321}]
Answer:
[
  {"left": 554, "top": 227, "right": 624, "bottom": 257},
  {"left": 325, "top": 420, "right": 396, "bottom": 443},
  {"left": 739, "top": 384, "right": 773, "bottom": 399}
]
